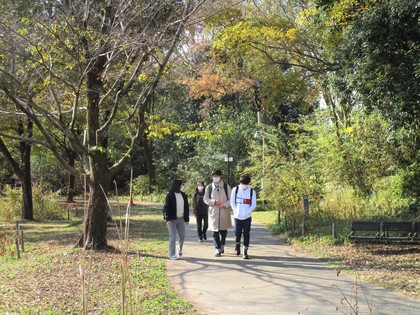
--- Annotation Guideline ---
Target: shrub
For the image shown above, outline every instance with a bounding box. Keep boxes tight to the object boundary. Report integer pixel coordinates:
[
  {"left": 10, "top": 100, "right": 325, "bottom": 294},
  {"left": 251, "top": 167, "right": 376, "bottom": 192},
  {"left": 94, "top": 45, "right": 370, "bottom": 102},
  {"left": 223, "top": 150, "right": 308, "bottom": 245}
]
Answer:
[
  {"left": 132, "top": 175, "right": 151, "bottom": 198},
  {"left": 368, "top": 174, "right": 412, "bottom": 218},
  {"left": 32, "top": 184, "right": 64, "bottom": 221},
  {"left": 0, "top": 185, "right": 21, "bottom": 222}
]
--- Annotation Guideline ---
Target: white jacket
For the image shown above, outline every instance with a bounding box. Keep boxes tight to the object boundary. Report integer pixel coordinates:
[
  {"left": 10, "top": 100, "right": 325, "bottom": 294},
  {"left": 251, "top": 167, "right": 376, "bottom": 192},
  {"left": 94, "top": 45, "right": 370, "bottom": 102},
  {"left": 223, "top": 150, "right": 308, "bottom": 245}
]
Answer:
[{"left": 230, "top": 186, "right": 257, "bottom": 220}]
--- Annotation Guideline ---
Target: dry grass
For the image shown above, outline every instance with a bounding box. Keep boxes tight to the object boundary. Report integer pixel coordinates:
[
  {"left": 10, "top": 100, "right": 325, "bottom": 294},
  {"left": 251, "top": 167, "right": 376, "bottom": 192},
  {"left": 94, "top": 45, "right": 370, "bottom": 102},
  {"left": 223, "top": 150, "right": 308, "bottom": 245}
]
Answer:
[{"left": 0, "top": 202, "right": 196, "bottom": 314}]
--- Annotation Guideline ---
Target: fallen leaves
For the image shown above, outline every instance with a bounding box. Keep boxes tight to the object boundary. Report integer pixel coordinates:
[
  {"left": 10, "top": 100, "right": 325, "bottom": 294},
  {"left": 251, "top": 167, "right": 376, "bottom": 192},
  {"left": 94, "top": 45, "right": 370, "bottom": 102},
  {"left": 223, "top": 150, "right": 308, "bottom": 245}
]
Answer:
[{"left": 293, "top": 240, "right": 420, "bottom": 300}]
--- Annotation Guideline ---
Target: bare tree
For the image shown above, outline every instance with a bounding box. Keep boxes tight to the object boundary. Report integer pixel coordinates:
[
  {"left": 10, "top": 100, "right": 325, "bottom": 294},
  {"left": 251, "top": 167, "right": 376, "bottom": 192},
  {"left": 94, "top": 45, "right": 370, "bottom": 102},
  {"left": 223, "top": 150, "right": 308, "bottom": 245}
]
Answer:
[{"left": 0, "top": 0, "right": 207, "bottom": 249}]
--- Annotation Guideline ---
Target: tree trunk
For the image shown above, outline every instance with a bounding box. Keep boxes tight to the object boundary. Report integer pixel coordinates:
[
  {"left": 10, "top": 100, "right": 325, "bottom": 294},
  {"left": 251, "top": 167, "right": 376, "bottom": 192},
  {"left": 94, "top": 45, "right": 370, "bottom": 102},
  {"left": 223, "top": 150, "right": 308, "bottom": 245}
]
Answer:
[
  {"left": 79, "top": 154, "right": 110, "bottom": 249},
  {"left": 19, "top": 118, "right": 34, "bottom": 220},
  {"left": 81, "top": 181, "right": 110, "bottom": 249},
  {"left": 21, "top": 176, "right": 33, "bottom": 220},
  {"left": 66, "top": 149, "right": 76, "bottom": 202},
  {"left": 142, "top": 137, "right": 155, "bottom": 193}
]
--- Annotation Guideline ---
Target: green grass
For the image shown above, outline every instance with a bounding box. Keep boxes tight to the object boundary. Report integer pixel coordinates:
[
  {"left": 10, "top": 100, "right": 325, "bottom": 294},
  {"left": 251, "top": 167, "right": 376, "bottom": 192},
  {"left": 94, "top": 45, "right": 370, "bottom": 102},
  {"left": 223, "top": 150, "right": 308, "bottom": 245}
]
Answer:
[{"left": 0, "top": 203, "right": 196, "bottom": 314}]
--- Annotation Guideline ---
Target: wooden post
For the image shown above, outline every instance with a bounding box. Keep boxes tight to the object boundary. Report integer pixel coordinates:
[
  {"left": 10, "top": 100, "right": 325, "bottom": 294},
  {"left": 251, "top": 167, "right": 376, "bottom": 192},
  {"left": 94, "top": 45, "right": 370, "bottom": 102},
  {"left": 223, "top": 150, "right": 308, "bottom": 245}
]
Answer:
[
  {"left": 15, "top": 237, "right": 20, "bottom": 259},
  {"left": 332, "top": 222, "right": 336, "bottom": 239},
  {"left": 20, "top": 230, "right": 24, "bottom": 252},
  {"left": 302, "top": 195, "right": 309, "bottom": 236},
  {"left": 68, "top": 206, "right": 70, "bottom": 220},
  {"left": 16, "top": 221, "right": 24, "bottom": 252},
  {"left": 75, "top": 207, "right": 78, "bottom": 217}
]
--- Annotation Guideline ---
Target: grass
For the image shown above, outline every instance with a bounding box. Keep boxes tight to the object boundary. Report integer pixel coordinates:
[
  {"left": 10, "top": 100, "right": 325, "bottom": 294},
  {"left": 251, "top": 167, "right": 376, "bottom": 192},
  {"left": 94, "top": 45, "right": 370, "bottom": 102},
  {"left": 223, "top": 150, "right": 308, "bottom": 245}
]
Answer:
[
  {"left": 253, "top": 210, "right": 420, "bottom": 301},
  {"left": 0, "top": 202, "right": 196, "bottom": 315}
]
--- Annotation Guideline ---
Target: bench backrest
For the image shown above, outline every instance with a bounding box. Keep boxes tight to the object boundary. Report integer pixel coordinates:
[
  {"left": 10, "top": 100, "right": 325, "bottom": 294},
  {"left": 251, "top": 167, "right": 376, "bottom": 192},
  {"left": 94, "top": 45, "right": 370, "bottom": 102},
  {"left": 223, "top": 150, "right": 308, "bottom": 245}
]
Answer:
[
  {"left": 351, "top": 221, "right": 380, "bottom": 231},
  {"left": 382, "top": 221, "right": 412, "bottom": 232}
]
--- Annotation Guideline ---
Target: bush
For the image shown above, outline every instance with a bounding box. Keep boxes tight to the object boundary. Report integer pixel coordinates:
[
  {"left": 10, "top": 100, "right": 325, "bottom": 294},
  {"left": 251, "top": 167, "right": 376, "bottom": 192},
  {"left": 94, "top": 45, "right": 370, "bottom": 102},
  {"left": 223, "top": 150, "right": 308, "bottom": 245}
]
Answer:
[
  {"left": 132, "top": 175, "right": 152, "bottom": 197},
  {"left": 32, "top": 184, "right": 64, "bottom": 221},
  {"left": 368, "top": 174, "right": 412, "bottom": 218},
  {"left": 0, "top": 184, "right": 64, "bottom": 221},
  {"left": 0, "top": 185, "right": 21, "bottom": 222}
]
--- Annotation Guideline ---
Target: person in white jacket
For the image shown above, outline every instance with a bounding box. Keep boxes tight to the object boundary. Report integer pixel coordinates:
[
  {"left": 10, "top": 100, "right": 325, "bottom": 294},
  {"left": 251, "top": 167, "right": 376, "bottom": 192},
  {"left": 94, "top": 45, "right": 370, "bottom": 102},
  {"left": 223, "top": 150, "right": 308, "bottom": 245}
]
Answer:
[{"left": 230, "top": 174, "right": 257, "bottom": 259}]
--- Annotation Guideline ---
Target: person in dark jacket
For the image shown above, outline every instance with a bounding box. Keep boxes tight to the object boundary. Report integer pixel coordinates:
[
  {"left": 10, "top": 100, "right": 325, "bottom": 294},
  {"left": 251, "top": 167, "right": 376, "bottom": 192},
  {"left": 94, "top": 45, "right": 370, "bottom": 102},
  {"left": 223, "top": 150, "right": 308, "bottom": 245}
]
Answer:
[
  {"left": 192, "top": 181, "right": 208, "bottom": 242},
  {"left": 163, "top": 179, "right": 189, "bottom": 260}
]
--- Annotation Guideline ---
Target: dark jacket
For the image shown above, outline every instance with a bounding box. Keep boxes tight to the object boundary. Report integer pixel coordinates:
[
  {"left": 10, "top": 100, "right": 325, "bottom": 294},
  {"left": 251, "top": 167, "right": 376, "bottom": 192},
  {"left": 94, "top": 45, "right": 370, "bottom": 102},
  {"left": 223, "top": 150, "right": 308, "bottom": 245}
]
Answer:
[
  {"left": 193, "top": 191, "right": 208, "bottom": 217},
  {"left": 163, "top": 191, "right": 189, "bottom": 222}
]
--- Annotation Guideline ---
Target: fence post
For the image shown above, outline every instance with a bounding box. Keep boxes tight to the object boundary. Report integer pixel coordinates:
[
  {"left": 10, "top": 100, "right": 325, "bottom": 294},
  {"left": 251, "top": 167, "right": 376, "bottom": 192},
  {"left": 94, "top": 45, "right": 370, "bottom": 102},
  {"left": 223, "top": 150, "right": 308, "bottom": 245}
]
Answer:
[
  {"left": 15, "top": 221, "right": 21, "bottom": 259},
  {"left": 20, "top": 230, "right": 24, "bottom": 252},
  {"left": 332, "top": 222, "right": 336, "bottom": 239},
  {"left": 16, "top": 221, "right": 24, "bottom": 253},
  {"left": 15, "top": 237, "right": 20, "bottom": 259},
  {"left": 302, "top": 195, "right": 309, "bottom": 236}
]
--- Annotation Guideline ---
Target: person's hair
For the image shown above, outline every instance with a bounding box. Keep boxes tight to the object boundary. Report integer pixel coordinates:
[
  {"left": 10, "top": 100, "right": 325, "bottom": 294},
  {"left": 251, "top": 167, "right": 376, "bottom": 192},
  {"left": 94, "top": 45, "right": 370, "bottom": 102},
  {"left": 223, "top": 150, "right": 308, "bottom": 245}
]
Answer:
[
  {"left": 170, "top": 179, "right": 183, "bottom": 193},
  {"left": 195, "top": 181, "right": 205, "bottom": 194},
  {"left": 239, "top": 174, "right": 251, "bottom": 185},
  {"left": 212, "top": 169, "right": 222, "bottom": 176}
]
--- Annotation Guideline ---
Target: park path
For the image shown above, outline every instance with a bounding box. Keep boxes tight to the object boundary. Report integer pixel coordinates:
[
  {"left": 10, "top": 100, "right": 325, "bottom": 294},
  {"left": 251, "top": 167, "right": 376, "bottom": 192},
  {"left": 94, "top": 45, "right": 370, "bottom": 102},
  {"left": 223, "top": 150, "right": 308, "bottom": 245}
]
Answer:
[{"left": 166, "top": 217, "right": 420, "bottom": 315}]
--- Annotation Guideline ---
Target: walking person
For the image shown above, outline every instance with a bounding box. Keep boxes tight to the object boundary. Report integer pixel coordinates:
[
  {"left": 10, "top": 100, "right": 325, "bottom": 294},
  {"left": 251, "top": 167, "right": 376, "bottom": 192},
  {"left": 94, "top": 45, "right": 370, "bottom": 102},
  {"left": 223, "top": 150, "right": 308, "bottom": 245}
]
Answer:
[
  {"left": 192, "top": 181, "right": 208, "bottom": 242},
  {"left": 163, "top": 179, "right": 189, "bottom": 260},
  {"left": 230, "top": 174, "right": 257, "bottom": 259},
  {"left": 204, "top": 169, "right": 232, "bottom": 257}
]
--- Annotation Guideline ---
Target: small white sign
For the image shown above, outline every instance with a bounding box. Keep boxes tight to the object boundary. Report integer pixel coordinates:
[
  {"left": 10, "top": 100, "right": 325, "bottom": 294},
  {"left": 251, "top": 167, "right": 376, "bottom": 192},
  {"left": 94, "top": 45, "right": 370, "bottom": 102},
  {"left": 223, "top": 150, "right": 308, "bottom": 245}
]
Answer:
[{"left": 224, "top": 157, "right": 233, "bottom": 162}]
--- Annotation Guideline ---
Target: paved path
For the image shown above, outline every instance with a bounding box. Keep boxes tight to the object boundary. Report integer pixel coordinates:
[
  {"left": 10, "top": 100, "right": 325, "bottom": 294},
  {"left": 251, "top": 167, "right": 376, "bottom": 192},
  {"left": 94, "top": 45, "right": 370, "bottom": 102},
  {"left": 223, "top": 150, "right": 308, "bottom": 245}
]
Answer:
[{"left": 166, "top": 217, "right": 420, "bottom": 315}]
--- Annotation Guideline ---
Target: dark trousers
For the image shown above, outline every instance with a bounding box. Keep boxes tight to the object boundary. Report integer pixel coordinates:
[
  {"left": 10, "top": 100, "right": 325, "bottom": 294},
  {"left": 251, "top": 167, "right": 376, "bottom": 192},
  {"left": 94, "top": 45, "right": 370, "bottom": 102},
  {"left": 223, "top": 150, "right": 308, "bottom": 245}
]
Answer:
[
  {"left": 196, "top": 215, "right": 208, "bottom": 239},
  {"left": 235, "top": 217, "right": 252, "bottom": 248},
  {"left": 213, "top": 230, "right": 227, "bottom": 249}
]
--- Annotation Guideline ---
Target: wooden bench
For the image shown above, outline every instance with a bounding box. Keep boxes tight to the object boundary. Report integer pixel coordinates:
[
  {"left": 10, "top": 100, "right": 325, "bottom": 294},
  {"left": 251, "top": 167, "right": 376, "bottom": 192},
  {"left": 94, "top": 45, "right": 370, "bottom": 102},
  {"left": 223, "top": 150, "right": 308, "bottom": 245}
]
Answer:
[
  {"left": 413, "top": 222, "right": 420, "bottom": 241},
  {"left": 349, "top": 221, "right": 381, "bottom": 241},
  {"left": 381, "top": 221, "right": 412, "bottom": 241}
]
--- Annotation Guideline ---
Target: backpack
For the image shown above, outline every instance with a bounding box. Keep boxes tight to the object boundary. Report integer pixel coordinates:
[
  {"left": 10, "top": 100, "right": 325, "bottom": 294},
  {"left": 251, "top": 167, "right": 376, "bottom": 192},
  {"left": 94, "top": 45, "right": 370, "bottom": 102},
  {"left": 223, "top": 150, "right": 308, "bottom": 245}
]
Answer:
[
  {"left": 208, "top": 182, "right": 228, "bottom": 200},
  {"left": 235, "top": 186, "right": 253, "bottom": 206}
]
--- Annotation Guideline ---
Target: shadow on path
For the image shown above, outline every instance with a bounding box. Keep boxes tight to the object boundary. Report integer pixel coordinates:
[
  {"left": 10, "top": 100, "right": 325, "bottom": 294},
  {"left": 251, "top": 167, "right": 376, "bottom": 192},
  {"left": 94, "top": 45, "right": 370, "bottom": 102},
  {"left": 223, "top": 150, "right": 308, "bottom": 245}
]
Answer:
[{"left": 166, "top": 217, "right": 420, "bottom": 315}]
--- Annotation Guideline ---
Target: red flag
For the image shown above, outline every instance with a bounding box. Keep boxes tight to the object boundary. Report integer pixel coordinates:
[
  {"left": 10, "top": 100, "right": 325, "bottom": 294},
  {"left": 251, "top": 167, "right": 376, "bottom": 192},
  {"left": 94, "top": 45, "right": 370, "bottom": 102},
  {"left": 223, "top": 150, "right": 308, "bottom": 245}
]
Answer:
[{"left": 129, "top": 194, "right": 134, "bottom": 206}]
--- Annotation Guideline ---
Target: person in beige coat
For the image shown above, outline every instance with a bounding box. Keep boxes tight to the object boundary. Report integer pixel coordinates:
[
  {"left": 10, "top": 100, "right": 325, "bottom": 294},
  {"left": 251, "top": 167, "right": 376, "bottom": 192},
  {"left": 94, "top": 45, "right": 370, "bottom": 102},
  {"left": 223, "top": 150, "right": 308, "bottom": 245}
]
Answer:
[{"left": 204, "top": 169, "right": 232, "bottom": 256}]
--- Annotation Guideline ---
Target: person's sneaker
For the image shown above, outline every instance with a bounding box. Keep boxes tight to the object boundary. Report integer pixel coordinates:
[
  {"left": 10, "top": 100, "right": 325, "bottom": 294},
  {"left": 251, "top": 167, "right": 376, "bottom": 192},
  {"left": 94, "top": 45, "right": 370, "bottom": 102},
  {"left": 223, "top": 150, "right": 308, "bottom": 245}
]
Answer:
[
  {"left": 169, "top": 255, "right": 178, "bottom": 260},
  {"left": 221, "top": 245, "right": 225, "bottom": 254},
  {"left": 178, "top": 251, "right": 182, "bottom": 257},
  {"left": 203, "top": 234, "right": 207, "bottom": 240},
  {"left": 199, "top": 238, "right": 203, "bottom": 242},
  {"left": 235, "top": 244, "right": 241, "bottom": 256},
  {"left": 243, "top": 248, "right": 249, "bottom": 259},
  {"left": 214, "top": 249, "right": 221, "bottom": 257}
]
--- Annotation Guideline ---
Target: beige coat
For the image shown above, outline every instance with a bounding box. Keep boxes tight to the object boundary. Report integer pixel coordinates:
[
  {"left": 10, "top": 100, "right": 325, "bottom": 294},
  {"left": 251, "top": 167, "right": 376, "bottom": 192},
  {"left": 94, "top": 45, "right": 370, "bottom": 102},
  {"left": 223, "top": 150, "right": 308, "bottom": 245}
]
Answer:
[{"left": 204, "top": 181, "right": 233, "bottom": 231}]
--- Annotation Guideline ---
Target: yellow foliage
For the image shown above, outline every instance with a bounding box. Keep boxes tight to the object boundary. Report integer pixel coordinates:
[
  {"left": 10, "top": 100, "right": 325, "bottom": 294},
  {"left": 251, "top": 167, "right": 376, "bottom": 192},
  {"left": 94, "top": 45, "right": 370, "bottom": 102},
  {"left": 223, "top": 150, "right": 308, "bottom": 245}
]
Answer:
[
  {"left": 147, "top": 116, "right": 180, "bottom": 139},
  {"left": 138, "top": 72, "right": 148, "bottom": 83}
]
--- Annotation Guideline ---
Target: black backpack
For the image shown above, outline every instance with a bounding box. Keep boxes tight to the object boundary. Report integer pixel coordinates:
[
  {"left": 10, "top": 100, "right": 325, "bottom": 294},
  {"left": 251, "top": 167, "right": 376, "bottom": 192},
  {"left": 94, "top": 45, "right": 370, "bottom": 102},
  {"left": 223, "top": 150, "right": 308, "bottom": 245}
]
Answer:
[{"left": 208, "top": 182, "right": 229, "bottom": 200}]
